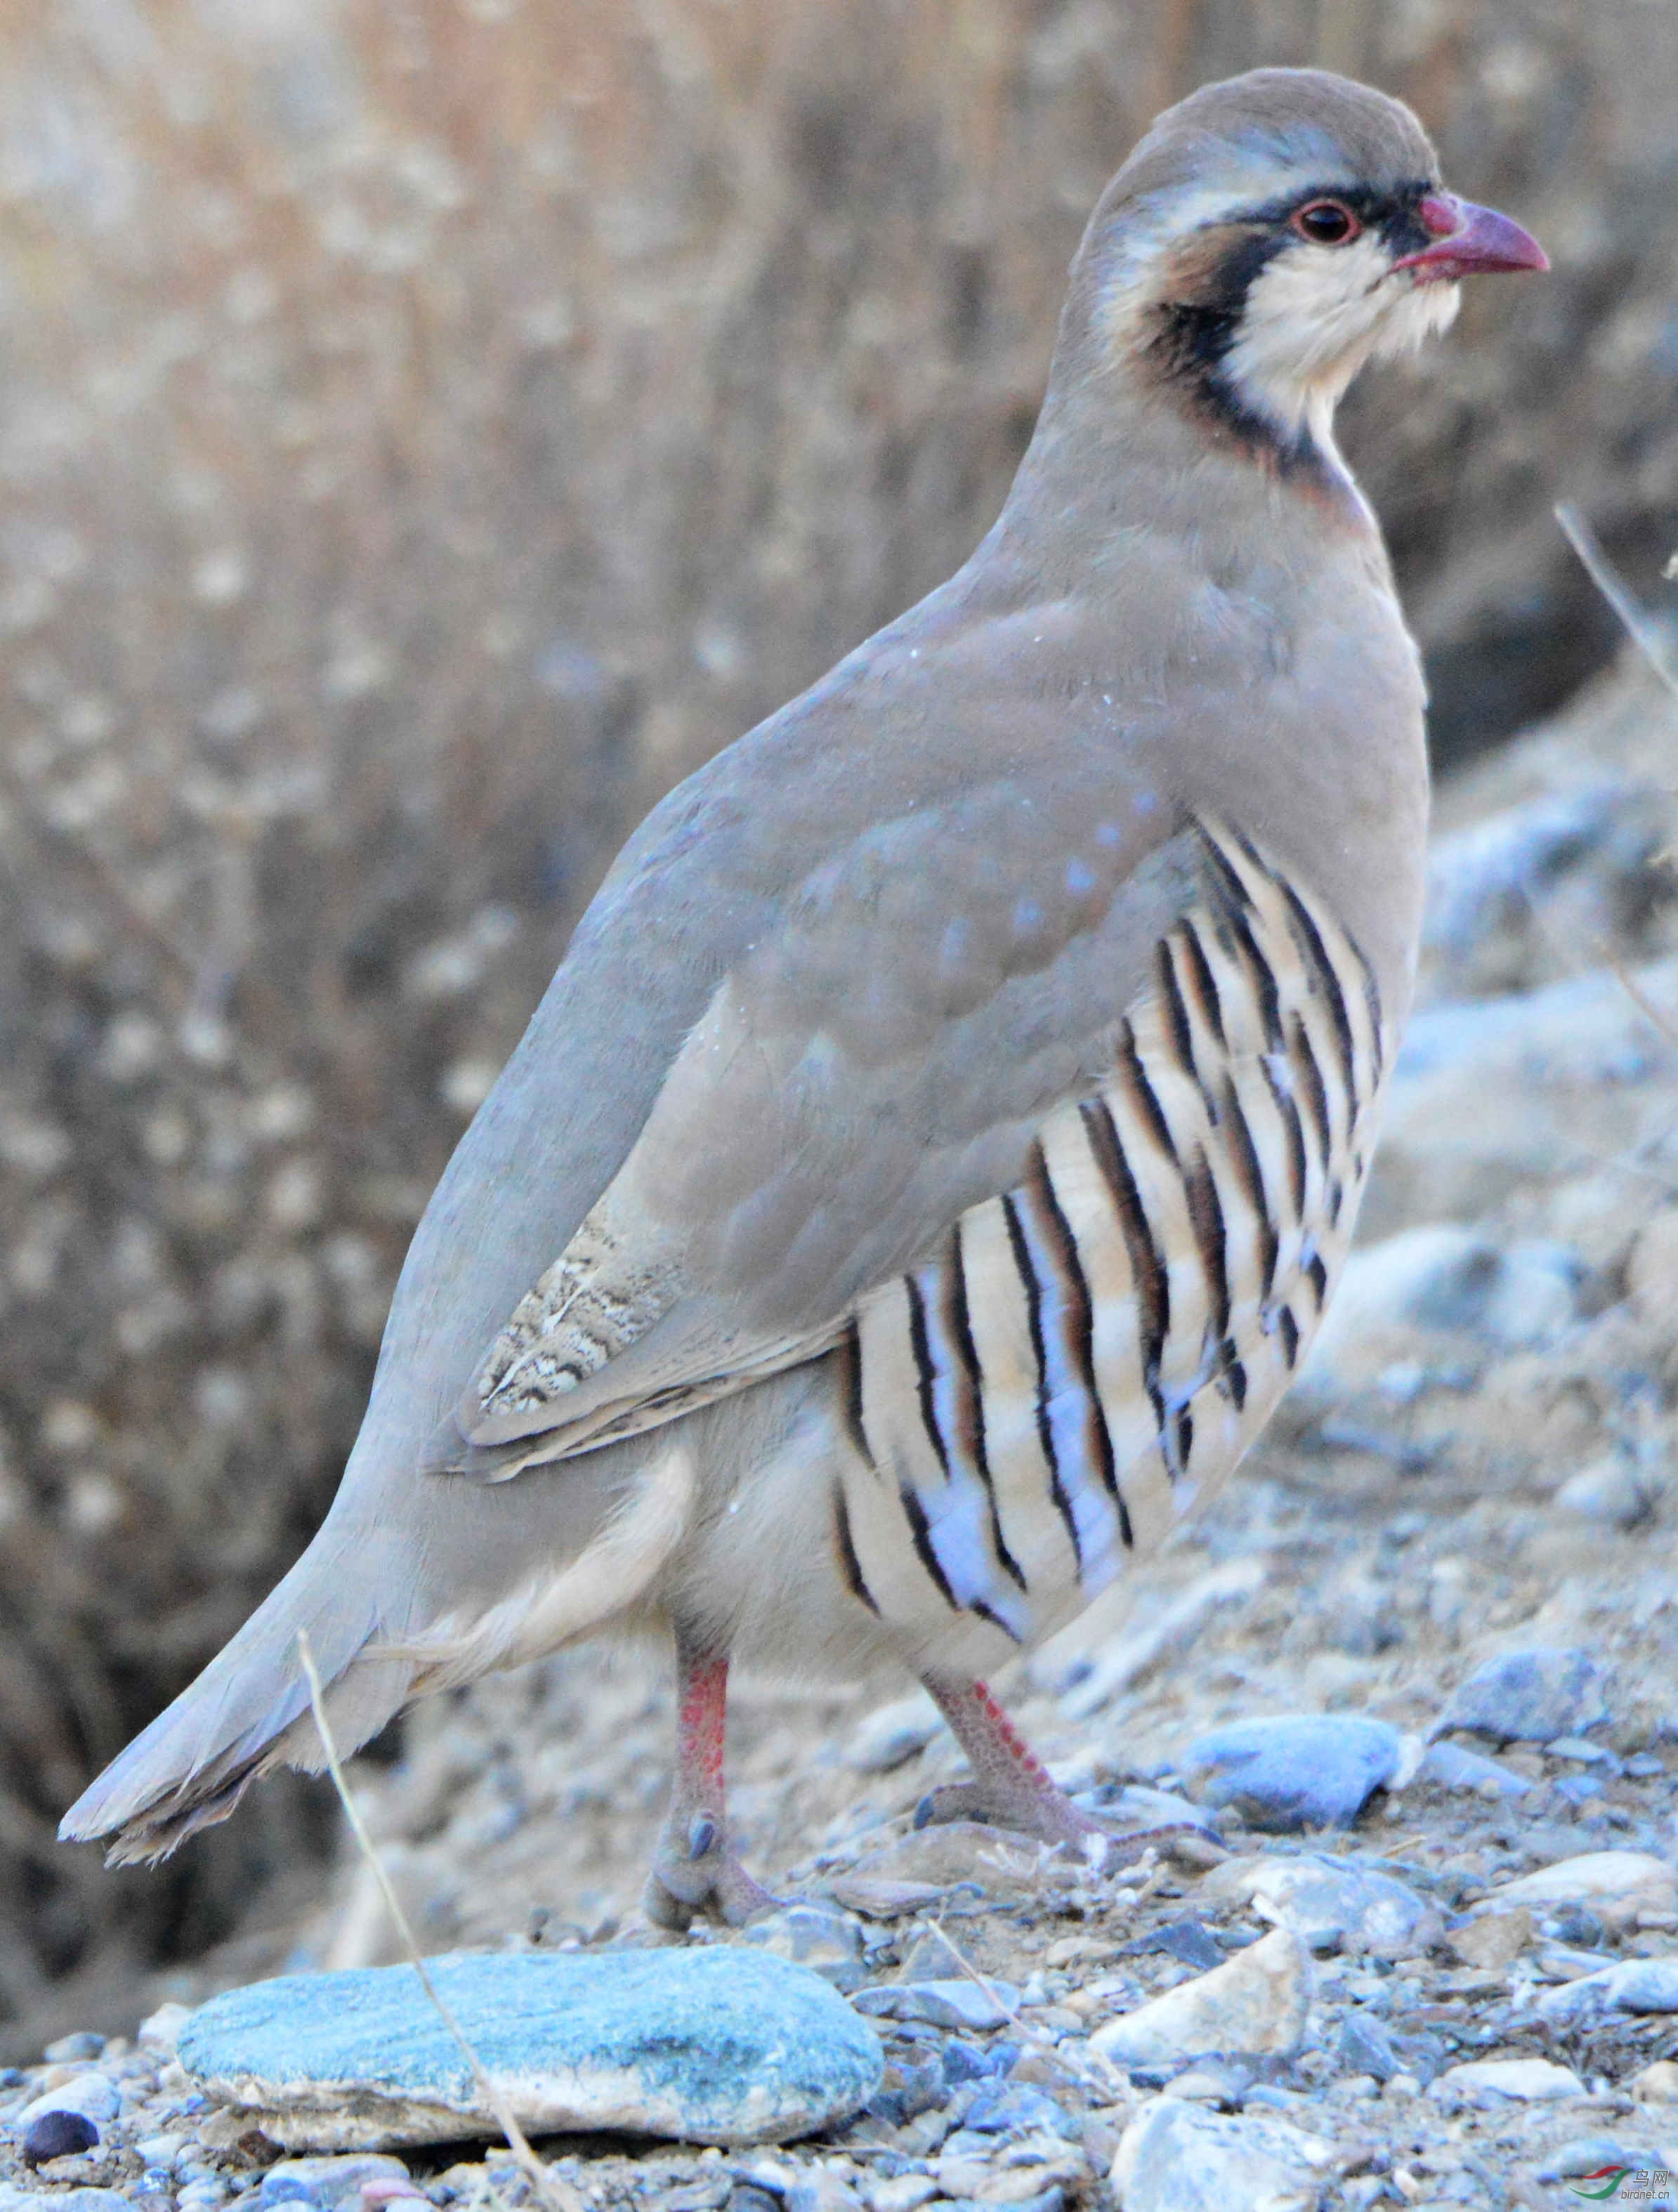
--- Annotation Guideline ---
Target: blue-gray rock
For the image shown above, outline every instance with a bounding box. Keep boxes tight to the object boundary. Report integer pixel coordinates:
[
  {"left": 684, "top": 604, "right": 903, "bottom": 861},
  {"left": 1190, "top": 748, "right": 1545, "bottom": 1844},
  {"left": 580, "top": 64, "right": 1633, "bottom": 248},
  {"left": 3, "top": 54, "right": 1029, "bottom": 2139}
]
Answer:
[
  {"left": 740, "top": 1905, "right": 866, "bottom": 1991},
  {"left": 1178, "top": 1715, "right": 1403, "bottom": 1831},
  {"left": 178, "top": 1948, "right": 882, "bottom": 2151},
  {"left": 1111, "top": 2098, "right": 1335, "bottom": 2212},
  {"left": 1200, "top": 1853, "right": 1436, "bottom": 1957},
  {"left": 42, "top": 2033, "right": 106, "bottom": 2064},
  {"left": 1433, "top": 1648, "right": 1609, "bottom": 1745},
  {"left": 1339, "top": 2012, "right": 1399, "bottom": 2082},
  {"left": 1125, "top": 1920, "right": 1224, "bottom": 1972},
  {"left": 1538, "top": 2138, "right": 1669, "bottom": 2185},
  {"left": 1415, "top": 1740, "right": 1532, "bottom": 1799},
  {"left": 853, "top": 1979, "right": 1016, "bottom": 2033},
  {"left": 961, "top": 2084, "right": 1073, "bottom": 2138},
  {"left": 1536, "top": 1956, "right": 1678, "bottom": 2029},
  {"left": 259, "top": 2154, "right": 409, "bottom": 2209}
]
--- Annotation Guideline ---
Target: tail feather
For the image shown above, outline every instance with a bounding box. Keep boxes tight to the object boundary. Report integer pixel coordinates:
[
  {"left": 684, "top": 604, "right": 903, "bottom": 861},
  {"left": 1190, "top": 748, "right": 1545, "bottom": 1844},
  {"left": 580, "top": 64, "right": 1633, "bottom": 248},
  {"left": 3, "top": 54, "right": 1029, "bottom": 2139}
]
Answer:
[
  {"left": 60, "top": 1437, "right": 696, "bottom": 1865},
  {"left": 58, "top": 1530, "right": 413, "bottom": 1865}
]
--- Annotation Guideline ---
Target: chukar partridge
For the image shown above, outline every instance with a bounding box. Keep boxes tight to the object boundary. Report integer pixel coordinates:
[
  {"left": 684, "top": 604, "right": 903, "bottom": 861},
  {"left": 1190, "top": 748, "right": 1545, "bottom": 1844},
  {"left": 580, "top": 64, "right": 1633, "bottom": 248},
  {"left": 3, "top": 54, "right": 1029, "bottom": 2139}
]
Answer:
[{"left": 63, "top": 68, "right": 1545, "bottom": 1928}]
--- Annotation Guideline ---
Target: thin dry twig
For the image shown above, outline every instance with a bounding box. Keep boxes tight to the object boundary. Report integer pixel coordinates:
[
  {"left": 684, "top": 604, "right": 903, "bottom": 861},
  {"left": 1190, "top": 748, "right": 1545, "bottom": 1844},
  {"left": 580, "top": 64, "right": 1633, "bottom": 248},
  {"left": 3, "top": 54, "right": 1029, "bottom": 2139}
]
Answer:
[
  {"left": 1555, "top": 502, "right": 1678, "bottom": 697},
  {"left": 296, "top": 1632, "right": 583, "bottom": 2212},
  {"left": 1599, "top": 940, "right": 1678, "bottom": 1051}
]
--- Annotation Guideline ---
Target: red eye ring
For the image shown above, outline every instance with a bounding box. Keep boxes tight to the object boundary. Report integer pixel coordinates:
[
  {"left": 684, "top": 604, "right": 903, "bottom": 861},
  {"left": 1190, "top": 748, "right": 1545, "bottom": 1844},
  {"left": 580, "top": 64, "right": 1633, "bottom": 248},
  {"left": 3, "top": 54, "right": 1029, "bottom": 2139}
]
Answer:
[{"left": 1291, "top": 199, "right": 1361, "bottom": 246}]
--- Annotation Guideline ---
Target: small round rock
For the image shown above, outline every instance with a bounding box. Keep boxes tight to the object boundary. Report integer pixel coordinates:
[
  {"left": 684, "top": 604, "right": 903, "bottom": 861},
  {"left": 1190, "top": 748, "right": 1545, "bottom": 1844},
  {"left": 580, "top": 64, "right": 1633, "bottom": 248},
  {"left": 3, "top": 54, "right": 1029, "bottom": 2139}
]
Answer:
[{"left": 22, "top": 2108, "right": 101, "bottom": 2168}]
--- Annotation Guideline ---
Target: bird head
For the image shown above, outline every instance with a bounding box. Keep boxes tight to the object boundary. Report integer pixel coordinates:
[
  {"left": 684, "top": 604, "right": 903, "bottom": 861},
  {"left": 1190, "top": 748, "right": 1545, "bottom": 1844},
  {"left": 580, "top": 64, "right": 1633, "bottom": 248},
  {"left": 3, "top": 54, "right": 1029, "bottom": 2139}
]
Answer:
[{"left": 1065, "top": 69, "right": 1547, "bottom": 471}]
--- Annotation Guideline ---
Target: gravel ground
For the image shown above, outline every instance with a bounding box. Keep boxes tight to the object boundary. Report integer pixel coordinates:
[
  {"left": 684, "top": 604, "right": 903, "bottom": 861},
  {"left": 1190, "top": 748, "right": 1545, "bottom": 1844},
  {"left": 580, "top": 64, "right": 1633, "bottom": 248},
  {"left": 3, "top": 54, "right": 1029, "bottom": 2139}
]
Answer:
[{"left": 10, "top": 645, "right": 1678, "bottom": 2209}]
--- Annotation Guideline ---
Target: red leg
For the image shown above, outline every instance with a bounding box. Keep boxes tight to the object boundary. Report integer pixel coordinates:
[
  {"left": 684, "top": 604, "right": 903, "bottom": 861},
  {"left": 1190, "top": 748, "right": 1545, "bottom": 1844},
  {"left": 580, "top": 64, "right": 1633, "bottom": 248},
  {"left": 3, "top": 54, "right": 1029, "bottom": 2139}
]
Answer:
[
  {"left": 918, "top": 1675, "right": 1199, "bottom": 1866},
  {"left": 643, "top": 1628, "right": 779, "bottom": 1931}
]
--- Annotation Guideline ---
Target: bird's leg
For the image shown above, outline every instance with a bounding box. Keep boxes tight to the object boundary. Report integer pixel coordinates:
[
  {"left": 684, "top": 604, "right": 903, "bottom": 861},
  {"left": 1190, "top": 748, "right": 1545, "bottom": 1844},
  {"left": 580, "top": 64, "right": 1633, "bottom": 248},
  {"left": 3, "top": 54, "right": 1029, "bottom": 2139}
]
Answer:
[
  {"left": 915, "top": 1675, "right": 1193, "bottom": 1868},
  {"left": 643, "top": 1628, "right": 778, "bottom": 1932}
]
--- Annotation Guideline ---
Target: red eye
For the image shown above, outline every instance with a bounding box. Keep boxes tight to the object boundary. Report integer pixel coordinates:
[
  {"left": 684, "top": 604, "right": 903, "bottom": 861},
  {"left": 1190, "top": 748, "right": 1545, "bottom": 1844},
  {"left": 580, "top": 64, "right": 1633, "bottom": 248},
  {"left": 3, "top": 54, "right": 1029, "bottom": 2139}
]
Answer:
[{"left": 1292, "top": 199, "right": 1361, "bottom": 245}]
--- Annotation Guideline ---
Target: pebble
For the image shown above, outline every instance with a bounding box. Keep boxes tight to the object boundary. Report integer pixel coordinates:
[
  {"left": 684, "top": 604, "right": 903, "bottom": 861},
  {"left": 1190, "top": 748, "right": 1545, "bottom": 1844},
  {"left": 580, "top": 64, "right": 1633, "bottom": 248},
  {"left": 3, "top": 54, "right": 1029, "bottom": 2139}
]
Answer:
[
  {"left": 42, "top": 2033, "right": 107, "bottom": 2064},
  {"left": 1413, "top": 1739, "right": 1532, "bottom": 1799},
  {"left": 140, "top": 2001, "right": 193, "bottom": 2055},
  {"left": 1556, "top": 1455, "right": 1653, "bottom": 1529},
  {"left": 1109, "top": 2095, "right": 1337, "bottom": 2212},
  {"left": 854, "top": 1979, "right": 1017, "bottom": 2034},
  {"left": 743, "top": 1905, "right": 867, "bottom": 1991},
  {"left": 846, "top": 1693, "right": 942, "bottom": 1773},
  {"left": 136, "top": 2131, "right": 188, "bottom": 2167},
  {"left": 1446, "top": 1906, "right": 1533, "bottom": 1969},
  {"left": 865, "top": 2178, "right": 938, "bottom": 2212},
  {"left": 1178, "top": 1714, "right": 1403, "bottom": 1830},
  {"left": 1535, "top": 1956, "right": 1678, "bottom": 2028},
  {"left": 1538, "top": 2138, "right": 1672, "bottom": 2184},
  {"left": 21, "top": 2107, "right": 101, "bottom": 2166},
  {"left": 1432, "top": 1647, "right": 1609, "bottom": 1744},
  {"left": 1091, "top": 1927, "right": 1309, "bottom": 2067},
  {"left": 1198, "top": 1853, "right": 1436, "bottom": 1957},
  {"left": 1483, "top": 1850, "right": 1678, "bottom": 1932},
  {"left": 1636, "top": 2062, "right": 1678, "bottom": 2102},
  {"left": 1436, "top": 2057, "right": 1584, "bottom": 2104},
  {"left": 260, "top": 2154, "right": 412, "bottom": 2208},
  {"left": 177, "top": 1947, "right": 882, "bottom": 2149},
  {"left": 1339, "top": 2013, "right": 1401, "bottom": 2083},
  {"left": 17, "top": 2069, "right": 122, "bottom": 2126}
]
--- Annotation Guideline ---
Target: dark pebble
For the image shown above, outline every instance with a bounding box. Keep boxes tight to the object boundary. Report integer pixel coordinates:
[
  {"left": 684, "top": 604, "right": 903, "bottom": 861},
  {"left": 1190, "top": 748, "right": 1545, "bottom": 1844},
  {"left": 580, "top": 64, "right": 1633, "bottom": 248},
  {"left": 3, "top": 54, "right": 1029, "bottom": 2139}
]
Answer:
[
  {"left": 1124, "top": 1918, "right": 1224, "bottom": 1972},
  {"left": 866, "top": 2054, "right": 943, "bottom": 2127},
  {"left": 1545, "top": 1905, "right": 1608, "bottom": 1949},
  {"left": 942, "top": 2041, "right": 990, "bottom": 2086},
  {"left": 963, "top": 2085, "right": 1072, "bottom": 2138},
  {"left": 23, "top": 2108, "right": 101, "bottom": 2166}
]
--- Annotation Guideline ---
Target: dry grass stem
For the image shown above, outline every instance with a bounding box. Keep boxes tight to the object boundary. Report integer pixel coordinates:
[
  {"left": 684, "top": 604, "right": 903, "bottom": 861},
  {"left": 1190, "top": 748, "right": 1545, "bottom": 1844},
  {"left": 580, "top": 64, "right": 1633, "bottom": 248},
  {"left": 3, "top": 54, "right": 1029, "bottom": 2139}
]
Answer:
[
  {"left": 1556, "top": 502, "right": 1678, "bottom": 698},
  {"left": 296, "top": 1632, "right": 583, "bottom": 2212}
]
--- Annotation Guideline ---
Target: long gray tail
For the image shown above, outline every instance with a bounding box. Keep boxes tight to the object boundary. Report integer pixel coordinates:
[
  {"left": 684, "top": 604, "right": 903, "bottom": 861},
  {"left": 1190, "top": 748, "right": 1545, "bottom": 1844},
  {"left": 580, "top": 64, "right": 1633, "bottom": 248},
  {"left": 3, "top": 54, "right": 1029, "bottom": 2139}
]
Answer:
[{"left": 57, "top": 1521, "right": 417, "bottom": 1866}]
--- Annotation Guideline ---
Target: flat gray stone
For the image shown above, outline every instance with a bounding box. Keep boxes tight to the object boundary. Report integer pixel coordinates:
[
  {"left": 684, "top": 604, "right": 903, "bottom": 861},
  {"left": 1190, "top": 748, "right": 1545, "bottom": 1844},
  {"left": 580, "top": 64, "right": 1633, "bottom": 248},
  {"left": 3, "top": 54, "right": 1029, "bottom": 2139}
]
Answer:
[
  {"left": 1110, "top": 2096, "right": 1336, "bottom": 2212},
  {"left": 1415, "top": 1739, "right": 1532, "bottom": 1799},
  {"left": 16, "top": 2071, "right": 121, "bottom": 2125},
  {"left": 1179, "top": 1715, "right": 1403, "bottom": 1831},
  {"left": 1536, "top": 1956, "right": 1678, "bottom": 2029},
  {"left": 1199, "top": 1854, "right": 1436, "bottom": 1958},
  {"left": 853, "top": 1978, "right": 1016, "bottom": 2033},
  {"left": 259, "top": 2153, "right": 410, "bottom": 2208},
  {"left": 178, "top": 1948, "right": 882, "bottom": 2152},
  {"left": 1433, "top": 1647, "right": 1609, "bottom": 1745}
]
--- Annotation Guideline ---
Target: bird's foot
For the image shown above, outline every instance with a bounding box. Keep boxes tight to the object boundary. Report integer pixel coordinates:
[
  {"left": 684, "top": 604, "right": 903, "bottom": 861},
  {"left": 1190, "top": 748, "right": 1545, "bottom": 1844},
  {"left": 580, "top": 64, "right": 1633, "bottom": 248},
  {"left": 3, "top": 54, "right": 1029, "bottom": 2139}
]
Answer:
[
  {"left": 911, "top": 1782, "right": 1213, "bottom": 1872},
  {"left": 912, "top": 1777, "right": 1094, "bottom": 1849},
  {"left": 643, "top": 1807, "right": 780, "bottom": 1932}
]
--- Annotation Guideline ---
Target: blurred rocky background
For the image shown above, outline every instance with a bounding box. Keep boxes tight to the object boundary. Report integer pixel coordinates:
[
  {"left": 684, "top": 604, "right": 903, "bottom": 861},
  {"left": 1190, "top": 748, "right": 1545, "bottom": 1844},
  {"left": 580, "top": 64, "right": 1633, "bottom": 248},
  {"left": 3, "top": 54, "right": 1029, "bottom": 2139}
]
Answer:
[{"left": 1, "top": 0, "right": 1674, "bottom": 2062}]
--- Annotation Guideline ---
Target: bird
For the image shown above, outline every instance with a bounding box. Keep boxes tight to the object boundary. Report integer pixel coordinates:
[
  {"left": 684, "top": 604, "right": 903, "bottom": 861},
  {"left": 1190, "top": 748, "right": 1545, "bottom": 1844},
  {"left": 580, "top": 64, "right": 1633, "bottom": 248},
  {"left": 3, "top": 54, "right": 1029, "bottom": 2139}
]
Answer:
[{"left": 62, "top": 67, "right": 1546, "bottom": 1930}]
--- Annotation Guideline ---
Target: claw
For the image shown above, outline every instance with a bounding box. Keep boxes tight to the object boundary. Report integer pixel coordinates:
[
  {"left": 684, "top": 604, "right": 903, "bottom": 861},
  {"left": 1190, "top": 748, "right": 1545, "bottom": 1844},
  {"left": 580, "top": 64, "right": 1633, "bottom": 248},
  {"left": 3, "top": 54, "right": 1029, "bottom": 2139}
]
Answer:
[{"left": 688, "top": 1812, "right": 718, "bottom": 1860}]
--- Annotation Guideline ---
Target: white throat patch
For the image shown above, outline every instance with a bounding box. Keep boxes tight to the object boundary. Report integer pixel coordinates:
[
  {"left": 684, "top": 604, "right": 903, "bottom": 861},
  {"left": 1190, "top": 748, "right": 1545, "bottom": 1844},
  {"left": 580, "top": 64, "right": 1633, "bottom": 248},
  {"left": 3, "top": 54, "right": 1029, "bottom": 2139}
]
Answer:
[{"left": 1221, "top": 233, "right": 1460, "bottom": 450}]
